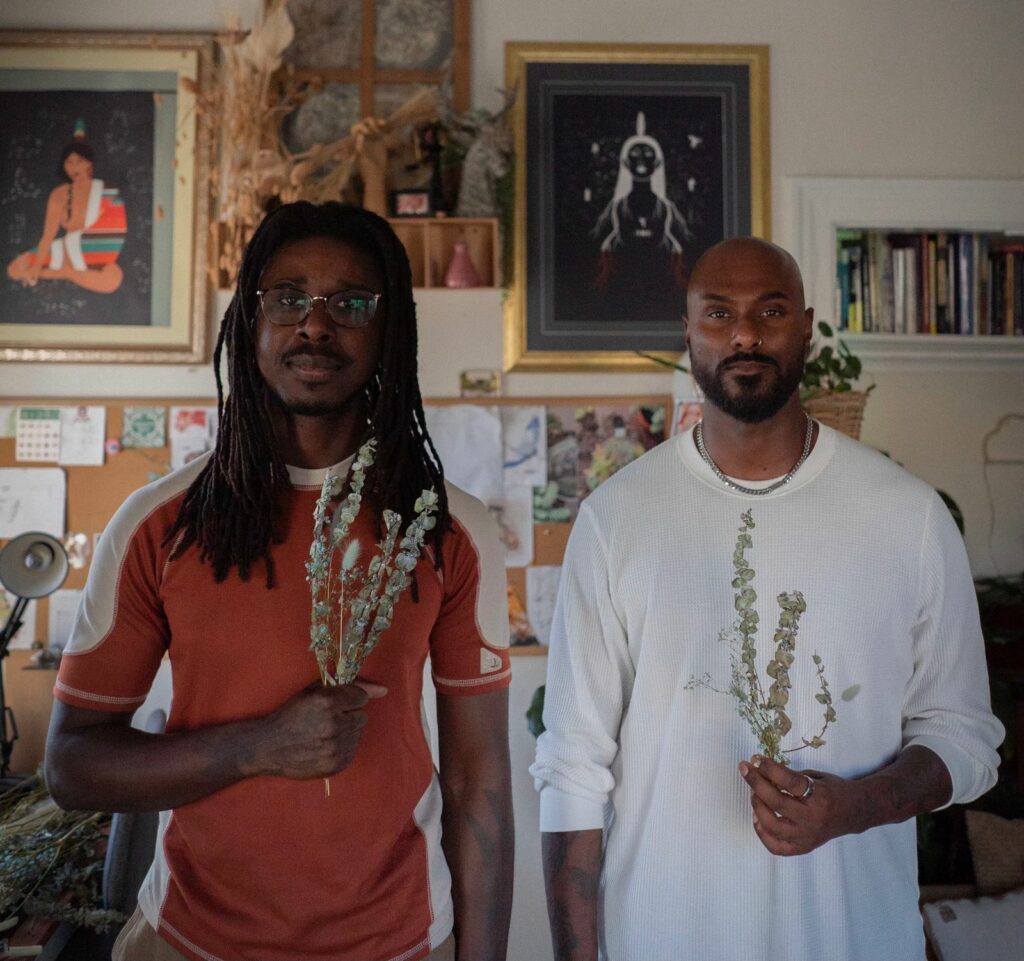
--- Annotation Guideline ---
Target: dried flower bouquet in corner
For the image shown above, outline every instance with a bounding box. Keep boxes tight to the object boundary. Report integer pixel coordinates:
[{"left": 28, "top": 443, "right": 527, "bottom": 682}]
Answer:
[
  {"left": 687, "top": 510, "right": 836, "bottom": 765},
  {"left": 306, "top": 438, "right": 439, "bottom": 689}
]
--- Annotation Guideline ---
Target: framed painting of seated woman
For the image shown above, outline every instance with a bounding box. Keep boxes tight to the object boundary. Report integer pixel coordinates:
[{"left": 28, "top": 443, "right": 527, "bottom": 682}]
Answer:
[
  {"left": 504, "top": 43, "right": 770, "bottom": 372},
  {"left": 0, "top": 32, "right": 213, "bottom": 362}
]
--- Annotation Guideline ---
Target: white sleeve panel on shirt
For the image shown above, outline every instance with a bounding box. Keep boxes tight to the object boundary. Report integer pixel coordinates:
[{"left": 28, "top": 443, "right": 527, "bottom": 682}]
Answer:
[
  {"left": 902, "top": 492, "right": 1004, "bottom": 807},
  {"left": 530, "top": 503, "right": 635, "bottom": 832},
  {"left": 443, "top": 481, "right": 510, "bottom": 651}
]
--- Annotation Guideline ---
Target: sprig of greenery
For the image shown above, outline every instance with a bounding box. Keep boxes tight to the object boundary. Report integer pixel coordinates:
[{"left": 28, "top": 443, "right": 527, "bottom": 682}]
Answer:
[
  {"left": 307, "top": 440, "right": 438, "bottom": 687},
  {"left": 687, "top": 510, "right": 836, "bottom": 764}
]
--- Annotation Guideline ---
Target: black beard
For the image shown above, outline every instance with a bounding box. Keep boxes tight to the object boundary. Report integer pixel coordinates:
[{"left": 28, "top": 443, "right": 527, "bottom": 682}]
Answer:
[{"left": 691, "top": 351, "right": 804, "bottom": 423}]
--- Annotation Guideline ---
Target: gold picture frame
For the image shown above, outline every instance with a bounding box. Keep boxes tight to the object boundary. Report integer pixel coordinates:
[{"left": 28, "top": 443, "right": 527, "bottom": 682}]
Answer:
[
  {"left": 504, "top": 42, "right": 770, "bottom": 372},
  {"left": 0, "top": 31, "right": 214, "bottom": 363}
]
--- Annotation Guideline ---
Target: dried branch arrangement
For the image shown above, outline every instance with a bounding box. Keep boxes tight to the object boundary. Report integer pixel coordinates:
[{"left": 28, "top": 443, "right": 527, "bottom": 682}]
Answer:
[
  {"left": 0, "top": 778, "right": 124, "bottom": 932},
  {"left": 687, "top": 510, "right": 836, "bottom": 764},
  {"left": 196, "top": 0, "right": 440, "bottom": 286}
]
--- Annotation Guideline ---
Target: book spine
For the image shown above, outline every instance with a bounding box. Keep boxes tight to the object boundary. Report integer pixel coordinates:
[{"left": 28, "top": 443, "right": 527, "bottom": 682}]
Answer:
[
  {"left": 927, "top": 235, "right": 938, "bottom": 334},
  {"left": 935, "top": 233, "right": 950, "bottom": 335}
]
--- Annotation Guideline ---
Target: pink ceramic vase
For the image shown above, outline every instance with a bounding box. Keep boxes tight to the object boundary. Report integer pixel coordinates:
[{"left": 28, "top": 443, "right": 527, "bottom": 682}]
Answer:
[{"left": 444, "top": 241, "right": 482, "bottom": 288}]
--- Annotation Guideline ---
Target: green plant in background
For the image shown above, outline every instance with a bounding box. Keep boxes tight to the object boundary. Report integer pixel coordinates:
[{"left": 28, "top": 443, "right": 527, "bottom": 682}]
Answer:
[
  {"left": 799, "top": 321, "right": 874, "bottom": 401},
  {"left": 686, "top": 510, "right": 844, "bottom": 764},
  {"left": 526, "top": 684, "right": 546, "bottom": 738}
]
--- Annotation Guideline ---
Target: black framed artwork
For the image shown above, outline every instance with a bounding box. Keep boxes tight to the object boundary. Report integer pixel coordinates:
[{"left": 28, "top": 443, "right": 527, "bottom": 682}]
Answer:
[{"left": 504, "top": 43, "right": 770, "bottom": 371}]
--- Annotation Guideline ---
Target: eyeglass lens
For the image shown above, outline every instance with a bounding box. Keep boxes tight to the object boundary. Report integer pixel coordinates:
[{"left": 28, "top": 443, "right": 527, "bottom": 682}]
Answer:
[{"left": 261, "top": 287, "right": 379, "bottom": 328}]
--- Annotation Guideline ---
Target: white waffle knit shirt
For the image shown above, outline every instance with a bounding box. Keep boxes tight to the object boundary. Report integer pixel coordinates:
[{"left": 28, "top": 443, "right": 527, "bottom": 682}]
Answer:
[{"left": 531, "top": 423, "right": 1003, "bottom": 961}]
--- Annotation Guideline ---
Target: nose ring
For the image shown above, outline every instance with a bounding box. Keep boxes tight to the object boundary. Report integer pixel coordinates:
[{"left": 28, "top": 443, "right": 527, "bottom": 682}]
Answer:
[{"left": 753, "top": 337, "right": 763, "bottom": 348}]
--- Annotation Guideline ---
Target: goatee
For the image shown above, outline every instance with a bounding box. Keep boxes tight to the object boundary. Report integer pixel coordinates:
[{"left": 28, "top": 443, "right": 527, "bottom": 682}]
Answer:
[{"left": 691, "top": 351, "right": 804, "bottom": 423}]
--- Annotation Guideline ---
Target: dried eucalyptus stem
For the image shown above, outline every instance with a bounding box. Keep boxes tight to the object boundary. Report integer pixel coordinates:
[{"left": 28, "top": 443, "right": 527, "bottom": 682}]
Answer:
[
  {"left": 688, "top": 509, "right": 835, "bottom": 764},
  {"left": 305, "top": 440, "right": 438, "bottom": 794}
]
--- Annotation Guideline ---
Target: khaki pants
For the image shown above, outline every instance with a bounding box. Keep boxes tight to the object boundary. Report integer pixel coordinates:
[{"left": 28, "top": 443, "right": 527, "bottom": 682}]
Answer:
[{"left": 111, "top": 906, "right": 457, "bottom": 961}]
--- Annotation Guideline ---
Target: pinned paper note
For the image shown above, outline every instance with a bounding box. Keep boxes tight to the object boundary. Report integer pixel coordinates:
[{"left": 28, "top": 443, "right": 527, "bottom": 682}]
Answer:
[
  {"left": 502, "top": 406, "right": 547, "bottom": 487},
  {"left": 59, "top": 406, "right": 106, "bottom": 466},
  {"left": 424, "top": 405, "right": 504, "bottom": 504},
  {"left": 526, "top": 565, "right": 562, "bottom": 647},
  {"left": 0, "top": 467, "right": 66, "bottom": 538},
  {"left": 16, "top": 407, "right": 61, "bottom": 462},
  {"left": 123, "top": 406, "right": 167, "bottom": 448},
  {"left": 0, "top": 407, "right": 17, "bottom": 439},
  {"left": 47, "top": 589, "right": 83, "bottom": 650}
]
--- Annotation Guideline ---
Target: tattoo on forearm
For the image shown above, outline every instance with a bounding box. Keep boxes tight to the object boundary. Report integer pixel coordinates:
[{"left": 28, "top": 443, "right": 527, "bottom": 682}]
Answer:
[
  {"left": 543, "top": 832, "right": 601, "bottom": 960},
  {"left": 550, "top": 902, "right": 580, "bottom": 957},
  {"left": 869, "top": 747, "right": 953, "bottom": 829}
]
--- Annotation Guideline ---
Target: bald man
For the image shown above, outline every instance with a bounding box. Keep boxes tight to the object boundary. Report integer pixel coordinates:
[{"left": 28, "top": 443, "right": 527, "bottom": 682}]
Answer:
[{"left": 531, "top": 239, "right": 1002, "bottom": 961}]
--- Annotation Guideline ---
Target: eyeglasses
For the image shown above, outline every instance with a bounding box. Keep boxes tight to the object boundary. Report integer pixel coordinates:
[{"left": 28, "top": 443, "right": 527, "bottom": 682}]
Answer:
[{"left": 256, "top": 285, "right": 382, "bottom": 329}]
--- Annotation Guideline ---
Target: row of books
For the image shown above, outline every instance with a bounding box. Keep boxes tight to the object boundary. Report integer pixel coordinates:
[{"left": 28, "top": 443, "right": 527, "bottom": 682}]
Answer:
[{"left": 835, "top": 229, "right": 1024, "bottom": 336}]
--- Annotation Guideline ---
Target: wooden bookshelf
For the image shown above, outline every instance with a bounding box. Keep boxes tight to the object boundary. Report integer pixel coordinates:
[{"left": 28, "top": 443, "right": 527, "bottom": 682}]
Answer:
[{"left": 387, "top": 217, "right": 500, "bottom": 289}]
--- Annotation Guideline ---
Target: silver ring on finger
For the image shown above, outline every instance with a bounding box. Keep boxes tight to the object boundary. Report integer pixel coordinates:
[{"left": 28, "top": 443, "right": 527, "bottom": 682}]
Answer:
[{"left": 800, "top": 774, "right": 815, "bottom": 799}]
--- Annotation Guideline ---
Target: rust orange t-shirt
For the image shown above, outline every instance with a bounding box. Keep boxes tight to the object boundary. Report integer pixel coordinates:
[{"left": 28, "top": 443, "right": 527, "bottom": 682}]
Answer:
[{"left": 55, "top": 455, "right": 511, "bottom": 961}]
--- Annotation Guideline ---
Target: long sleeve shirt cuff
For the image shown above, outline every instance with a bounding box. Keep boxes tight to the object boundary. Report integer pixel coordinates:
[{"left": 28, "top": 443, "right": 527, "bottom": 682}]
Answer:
[
  {"left": 538, "top": 784, "right": 606, "bottom": 832},
  {"left": 902, "top": 734, "right": 987, "bottom": 810}
]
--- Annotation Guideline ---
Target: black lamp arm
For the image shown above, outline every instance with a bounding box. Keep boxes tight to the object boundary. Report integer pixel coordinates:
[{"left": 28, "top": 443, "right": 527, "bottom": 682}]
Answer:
[{"left": 0, "top": 594, "right": 30, "bottom": 661}]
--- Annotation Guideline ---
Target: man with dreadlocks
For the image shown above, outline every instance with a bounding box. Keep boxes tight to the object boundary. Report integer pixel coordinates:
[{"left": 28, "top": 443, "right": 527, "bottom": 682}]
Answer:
[{"left": 46, "top": 202, "right": 514, "bottom": 961}]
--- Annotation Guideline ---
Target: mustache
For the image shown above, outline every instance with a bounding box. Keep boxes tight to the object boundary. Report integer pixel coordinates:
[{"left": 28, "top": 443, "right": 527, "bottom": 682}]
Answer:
[
  {"left": 719, "top": 352, "right": 779, "bottom": 373},
  {"left": 282, "top": 346, "right": 347, "bottom": 365}
]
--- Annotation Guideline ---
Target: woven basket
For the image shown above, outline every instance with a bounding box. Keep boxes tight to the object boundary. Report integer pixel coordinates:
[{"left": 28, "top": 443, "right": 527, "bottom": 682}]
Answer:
[{"left": 802, "top": 390, "right": 868, "bottom": 440}]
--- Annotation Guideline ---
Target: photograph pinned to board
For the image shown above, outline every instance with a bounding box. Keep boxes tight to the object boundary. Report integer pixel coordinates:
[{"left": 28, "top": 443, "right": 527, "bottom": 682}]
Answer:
[
  {"left": 169, "top": 406, "right": 218, "bottom": 470},
  {"left": 672, "top": 399, "right": 704, "bottom": 436},
  {"left": 507, "top": 582, "right": 539, "bottom": 647},
  {"left": 534, "top": 400, "right": 668, "bottom": 522}
]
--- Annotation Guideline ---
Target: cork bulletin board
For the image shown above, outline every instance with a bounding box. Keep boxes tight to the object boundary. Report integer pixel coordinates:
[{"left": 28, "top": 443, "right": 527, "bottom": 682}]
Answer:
[{"left": 0, "top": 393, "right": 671, "bottom": 771}]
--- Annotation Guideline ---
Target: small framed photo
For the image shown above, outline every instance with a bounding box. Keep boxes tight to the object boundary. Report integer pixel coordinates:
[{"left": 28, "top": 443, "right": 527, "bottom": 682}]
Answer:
[
  {"left": 459, "top": 368, "right": 501, "bottom": 397},
  {"left": 390, "top": 189, "right": 433, "bottom": 218}
]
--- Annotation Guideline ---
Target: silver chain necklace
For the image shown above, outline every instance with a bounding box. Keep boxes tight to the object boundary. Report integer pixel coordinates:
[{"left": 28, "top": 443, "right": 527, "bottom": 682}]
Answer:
[{"left": 694, "top": 414, "right": 815, "bottom": 496}]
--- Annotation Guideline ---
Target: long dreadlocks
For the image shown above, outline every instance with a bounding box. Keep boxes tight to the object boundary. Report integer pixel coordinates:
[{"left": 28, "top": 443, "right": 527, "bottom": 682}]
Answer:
[{"left": 163, "top": 201, "right": 449, "bottom": 585}]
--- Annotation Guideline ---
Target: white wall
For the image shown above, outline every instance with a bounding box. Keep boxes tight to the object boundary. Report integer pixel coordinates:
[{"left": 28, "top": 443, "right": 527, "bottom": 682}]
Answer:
[{"left": 3, "top": 2, "right": 1024, "bottom": 959}]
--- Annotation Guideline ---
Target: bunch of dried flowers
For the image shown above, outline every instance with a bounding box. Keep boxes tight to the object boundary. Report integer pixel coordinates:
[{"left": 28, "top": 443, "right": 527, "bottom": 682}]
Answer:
[
  {"left": 306, "top": 438, "right": 438, "bottom": 688},
  {"left": 0, "top": 777, "right": 124, "bottom": 933},
  {"left": 688, "top": 509, "right": 836, "bottom": 764}
]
